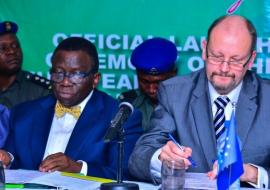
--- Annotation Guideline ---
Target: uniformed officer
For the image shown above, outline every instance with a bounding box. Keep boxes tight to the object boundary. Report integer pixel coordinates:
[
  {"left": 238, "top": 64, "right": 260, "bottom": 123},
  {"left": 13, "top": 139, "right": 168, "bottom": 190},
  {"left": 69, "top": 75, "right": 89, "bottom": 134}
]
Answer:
[
  {"left": 119, "top": 37, "right": 178, "bottom": 131},
  {"left": 0, "top": 21, "right": 51, "bottom": 108}
]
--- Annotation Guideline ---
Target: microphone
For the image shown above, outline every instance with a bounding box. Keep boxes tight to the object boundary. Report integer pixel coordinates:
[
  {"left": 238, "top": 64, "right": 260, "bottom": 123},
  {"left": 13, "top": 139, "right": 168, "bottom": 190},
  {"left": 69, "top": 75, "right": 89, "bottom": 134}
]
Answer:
[
  {"left": 101, "top": 100, "right": 139, "bottom": 190},
  {"left": 104, "top": 101, "right": 134, "bottom": 142}
]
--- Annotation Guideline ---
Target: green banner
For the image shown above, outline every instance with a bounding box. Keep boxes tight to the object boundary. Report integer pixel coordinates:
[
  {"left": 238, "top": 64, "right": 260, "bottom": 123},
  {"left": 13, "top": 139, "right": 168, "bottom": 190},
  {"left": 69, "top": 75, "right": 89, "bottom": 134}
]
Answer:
[{"left": 0, "top": 0, "right": 268, "bottom": 97}]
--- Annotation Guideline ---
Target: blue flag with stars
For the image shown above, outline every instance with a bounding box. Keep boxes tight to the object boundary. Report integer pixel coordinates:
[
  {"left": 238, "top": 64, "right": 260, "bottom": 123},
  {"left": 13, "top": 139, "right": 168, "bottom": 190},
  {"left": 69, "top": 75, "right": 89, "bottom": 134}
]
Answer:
[{"left": 217, "top": 110, "right": 244, "bottom": 190}]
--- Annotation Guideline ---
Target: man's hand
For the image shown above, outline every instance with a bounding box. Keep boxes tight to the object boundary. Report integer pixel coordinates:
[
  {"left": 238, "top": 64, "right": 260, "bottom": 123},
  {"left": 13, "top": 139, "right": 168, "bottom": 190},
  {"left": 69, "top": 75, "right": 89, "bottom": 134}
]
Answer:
[
  {"left": 207, "top": 160, "right": 218, "bottom": 180},
  {"left": 0, "top": 149, "right": 12, "bottom": 167},
  {"left": 159, "top": 141, "right": 192, "bottom": 169},
  {"left": 207, "top": 162, "right": 258, "bottom": 184},
  {"left": 240, "top": 164, "right": 258, "bottom": 184},
  {"left": 39, "top": 152, "right": 82, "bottom": 173}
]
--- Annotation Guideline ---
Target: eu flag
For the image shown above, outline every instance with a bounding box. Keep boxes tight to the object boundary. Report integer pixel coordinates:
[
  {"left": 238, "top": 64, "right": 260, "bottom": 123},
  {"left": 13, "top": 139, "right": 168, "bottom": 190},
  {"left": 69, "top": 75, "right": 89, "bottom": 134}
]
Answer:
[{"left": 217, "top": 110, "right": 244, "bottom": 190}]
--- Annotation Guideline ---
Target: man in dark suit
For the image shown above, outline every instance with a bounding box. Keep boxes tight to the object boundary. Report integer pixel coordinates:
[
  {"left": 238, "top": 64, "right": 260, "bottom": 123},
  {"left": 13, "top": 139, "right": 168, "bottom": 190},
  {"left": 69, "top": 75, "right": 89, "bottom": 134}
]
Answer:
[
  {"left": 129, "top": 15, "right": 270, "bottom": 188},
  {"left": 0, "top": 37, "right": 142, "bottom": 180},
  {"left": 0, "top": 104, "right": 9, "bottom": 148}
]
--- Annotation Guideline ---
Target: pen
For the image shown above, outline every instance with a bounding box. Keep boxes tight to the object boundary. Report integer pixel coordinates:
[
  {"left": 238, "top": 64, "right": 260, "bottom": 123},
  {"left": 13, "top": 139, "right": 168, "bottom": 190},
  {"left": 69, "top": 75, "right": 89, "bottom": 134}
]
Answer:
[{"left": 168, "top": 133, "right": 197, "bottom": 167}]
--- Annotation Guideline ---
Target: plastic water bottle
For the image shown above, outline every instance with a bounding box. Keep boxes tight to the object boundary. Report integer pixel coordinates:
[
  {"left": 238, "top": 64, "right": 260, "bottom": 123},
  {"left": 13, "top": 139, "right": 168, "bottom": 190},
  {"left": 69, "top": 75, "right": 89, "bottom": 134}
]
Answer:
[{"left": 0, "top": 161, "right": 5, "bottom": 190}]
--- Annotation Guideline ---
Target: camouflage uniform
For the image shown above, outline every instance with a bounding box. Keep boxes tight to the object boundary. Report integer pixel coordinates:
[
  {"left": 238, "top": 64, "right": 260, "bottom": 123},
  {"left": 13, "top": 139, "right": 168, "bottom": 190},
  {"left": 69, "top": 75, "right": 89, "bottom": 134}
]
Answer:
[
  {"left": 0, "top": 70, "right": 51, "bottom": 108},
  {"left": 119, "top": 89, "right": 154, "bottom": 132}
]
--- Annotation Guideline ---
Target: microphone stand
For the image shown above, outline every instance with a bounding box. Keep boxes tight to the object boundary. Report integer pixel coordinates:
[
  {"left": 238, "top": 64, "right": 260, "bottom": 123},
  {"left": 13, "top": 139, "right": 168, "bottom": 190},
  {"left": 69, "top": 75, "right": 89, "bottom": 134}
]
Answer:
[{"left": 100, "top": 125, "right": 139, "bottom": 190}]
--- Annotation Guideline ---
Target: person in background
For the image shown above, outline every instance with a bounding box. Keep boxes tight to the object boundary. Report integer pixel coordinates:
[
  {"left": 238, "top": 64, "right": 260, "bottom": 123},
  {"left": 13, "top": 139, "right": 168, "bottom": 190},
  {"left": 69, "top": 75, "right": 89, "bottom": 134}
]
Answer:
[
  {"left": 129, "top": 15, "right": 270, "bottom": 188},
  {"left": 119, "top": 37, "right": 177, "bottom": 131},
  {"left": 0, "top": 21, "right": 51, "bottom": 108},
  {"left": 0, "top": 104, "right": 9, "bottom": 148},
  {"left": 0, "top": 37, "right": 142, "bottom": 180}
]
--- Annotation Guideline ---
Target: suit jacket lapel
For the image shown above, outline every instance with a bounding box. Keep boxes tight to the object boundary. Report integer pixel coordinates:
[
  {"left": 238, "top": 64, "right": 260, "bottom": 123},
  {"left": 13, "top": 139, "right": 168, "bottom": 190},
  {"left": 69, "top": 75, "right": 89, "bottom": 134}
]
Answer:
[
  {"left": 190, "top": 70, "right": 217, "bottom": 168},
  {"left": 31, "top": 95, "right": 56, "bottom": 167},
  {"left": 65, "top": 90, "right": 103, "bottom": 159},
  {"left": 236, "top": 72, "right": 258, "bottom": 148}
]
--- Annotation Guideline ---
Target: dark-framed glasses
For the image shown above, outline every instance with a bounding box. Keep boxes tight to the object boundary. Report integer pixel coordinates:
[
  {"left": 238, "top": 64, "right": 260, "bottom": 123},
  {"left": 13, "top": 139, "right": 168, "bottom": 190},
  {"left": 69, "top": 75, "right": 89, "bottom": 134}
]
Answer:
[
  {"left": 50, "top": 69, "right": 95, "bottom": 84},
  {"left": 206, "top": 49, "right": 252, "bottom": 71}
]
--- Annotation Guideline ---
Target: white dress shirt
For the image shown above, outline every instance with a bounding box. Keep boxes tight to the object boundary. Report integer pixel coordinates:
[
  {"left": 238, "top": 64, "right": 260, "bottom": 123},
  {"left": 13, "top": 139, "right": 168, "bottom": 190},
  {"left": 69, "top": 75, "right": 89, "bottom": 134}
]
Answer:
[
  {"left": 208, "top": 81, "right": 242, "bottom": 121},
  {"left": 43, "top": 90, "right": 93, "bottom": 175},
  {"left": 150, "top": 82, "right": 268, "bottom": 188}
]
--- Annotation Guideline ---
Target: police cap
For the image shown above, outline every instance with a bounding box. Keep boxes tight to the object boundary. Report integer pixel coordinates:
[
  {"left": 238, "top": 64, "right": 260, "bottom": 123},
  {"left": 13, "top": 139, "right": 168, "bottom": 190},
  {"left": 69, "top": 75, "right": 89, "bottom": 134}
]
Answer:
[
  {"left": 131, "top": 37, "right": 177, "bottom": 75},
  {"left": 0, "top": 21, "right": 18, "bottom": 35}
]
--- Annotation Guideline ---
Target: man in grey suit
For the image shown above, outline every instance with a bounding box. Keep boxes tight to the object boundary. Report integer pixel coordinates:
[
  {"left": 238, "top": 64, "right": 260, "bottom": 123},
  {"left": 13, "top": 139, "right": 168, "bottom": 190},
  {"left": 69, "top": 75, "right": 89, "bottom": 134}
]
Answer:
[{"left": 129, "top": 15, "right": 270, "bottom": 188}]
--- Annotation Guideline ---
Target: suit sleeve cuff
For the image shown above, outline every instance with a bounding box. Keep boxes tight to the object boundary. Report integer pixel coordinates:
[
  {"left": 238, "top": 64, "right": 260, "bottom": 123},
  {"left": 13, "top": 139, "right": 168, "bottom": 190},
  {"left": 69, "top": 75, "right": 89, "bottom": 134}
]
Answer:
[
  {"left": 150, "top": 148, "right": 162, "bottom": 179},
  {"left": 5, "top": 152, "right": 14, "bottom": 168},
  {"left": 247, "top": 163, "right": 268, "bottom": 189},
  {"left": 77, "top": 160, "right": 88, "bottom": 176}
]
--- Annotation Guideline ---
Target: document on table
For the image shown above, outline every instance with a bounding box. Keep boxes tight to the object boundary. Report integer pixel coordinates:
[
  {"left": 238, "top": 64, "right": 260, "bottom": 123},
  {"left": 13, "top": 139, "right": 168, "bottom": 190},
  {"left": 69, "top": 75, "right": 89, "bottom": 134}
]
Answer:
[
  {"left": 185, "top": 172, "right": 216, "bottom": 189},
  {"left": 5, "top": 169, "right": 100, "bottom": 190},
  {"left": 136, "top": 172, "right": 216, "bottom": 190},
  {"left": 5, "top": 169, "right": 215, "bottom": 190},
  {"left": 30, "top": 171, "right": 100, "bottom": 190},
  {"left": 5, "top": 169, "right": 47, "bottom": 184}
]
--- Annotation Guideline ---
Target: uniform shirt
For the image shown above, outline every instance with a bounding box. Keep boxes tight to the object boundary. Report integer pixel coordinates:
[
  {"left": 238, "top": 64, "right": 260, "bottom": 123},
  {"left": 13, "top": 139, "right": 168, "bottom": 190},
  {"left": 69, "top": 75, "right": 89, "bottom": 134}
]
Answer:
[
  {"left": 0, "top": 70, "right": 51, "bottom": 108},
  {"left": 119, "top": 89, "right": 154, "bottom": 131},
  {"left": 43, "top": 90, "right": 93, "bottom": 175}
]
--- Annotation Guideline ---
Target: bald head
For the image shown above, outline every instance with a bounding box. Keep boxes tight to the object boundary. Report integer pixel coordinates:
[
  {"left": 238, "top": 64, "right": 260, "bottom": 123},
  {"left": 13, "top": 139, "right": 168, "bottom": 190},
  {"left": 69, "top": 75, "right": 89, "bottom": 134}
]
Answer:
[
  {"left": 207, "top": 15, "right": 257, "bottom": 52},
  {"left": 203, "top": 15, "right": 257, "bottom": 95}
]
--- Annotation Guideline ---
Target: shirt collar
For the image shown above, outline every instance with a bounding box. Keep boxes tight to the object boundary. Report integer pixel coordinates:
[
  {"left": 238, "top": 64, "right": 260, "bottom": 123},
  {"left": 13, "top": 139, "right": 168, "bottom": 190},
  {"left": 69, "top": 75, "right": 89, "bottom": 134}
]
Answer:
[
  {"left": 208, "top": 81, "right": 243, "bottom": 106},
  {"left": 136, "top": 91, "right": 156, "bottom": 107},
  {"left": 77, "top": 90, "right": 94, "bottom": 112},
  {"left": 56, "top": 89, "right": 94, "bottom": 112}
]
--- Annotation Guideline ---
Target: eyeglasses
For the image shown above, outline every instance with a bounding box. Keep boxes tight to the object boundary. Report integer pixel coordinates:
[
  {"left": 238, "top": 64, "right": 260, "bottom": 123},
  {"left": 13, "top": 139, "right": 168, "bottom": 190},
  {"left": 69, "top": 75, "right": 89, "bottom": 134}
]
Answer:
[
  {"left": 206, "top": 49, "right": 252, "bottom": 71},
  {"left": 0, "top": 42, "right": 20, "bottom": 54},
  {"left": 50, "top": 69, "right": 95, "bottom": 84}
]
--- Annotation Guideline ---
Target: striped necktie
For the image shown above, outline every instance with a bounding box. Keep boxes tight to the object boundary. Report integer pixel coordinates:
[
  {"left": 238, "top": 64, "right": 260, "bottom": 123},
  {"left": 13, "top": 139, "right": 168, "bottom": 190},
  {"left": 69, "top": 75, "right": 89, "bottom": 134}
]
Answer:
[{"left": 214, "top": 96, "right": 230, "bottom": 144}]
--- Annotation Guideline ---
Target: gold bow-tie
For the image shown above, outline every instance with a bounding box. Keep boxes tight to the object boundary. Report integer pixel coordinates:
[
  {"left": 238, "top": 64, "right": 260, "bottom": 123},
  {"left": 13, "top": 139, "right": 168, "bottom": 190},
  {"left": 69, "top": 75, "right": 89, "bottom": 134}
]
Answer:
[{"left": 55, "top": 102, "right": 81, "bottom": 119}]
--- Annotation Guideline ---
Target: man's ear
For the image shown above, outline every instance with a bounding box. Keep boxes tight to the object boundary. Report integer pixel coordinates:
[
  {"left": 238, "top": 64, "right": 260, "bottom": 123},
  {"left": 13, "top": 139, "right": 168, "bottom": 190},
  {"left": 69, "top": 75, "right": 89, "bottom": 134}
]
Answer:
[
  {"left": 248, "top": 50, "right": 256, "bottom": 69},
  {"left": 92, "top": 72, "right": 101, "bottom": 88},
  {"left": 202, "top": 40, "right": 208, "bottom": 61}
]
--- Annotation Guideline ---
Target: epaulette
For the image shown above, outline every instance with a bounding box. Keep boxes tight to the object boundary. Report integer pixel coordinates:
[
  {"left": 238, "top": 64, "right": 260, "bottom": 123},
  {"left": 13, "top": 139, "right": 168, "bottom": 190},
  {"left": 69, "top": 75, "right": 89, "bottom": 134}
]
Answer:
[
  {"left": 118, "top": 89, "right": 138, "bottom": 103},
  {"left": 25, "top": 72, "right": 52, "bottom": 90}
]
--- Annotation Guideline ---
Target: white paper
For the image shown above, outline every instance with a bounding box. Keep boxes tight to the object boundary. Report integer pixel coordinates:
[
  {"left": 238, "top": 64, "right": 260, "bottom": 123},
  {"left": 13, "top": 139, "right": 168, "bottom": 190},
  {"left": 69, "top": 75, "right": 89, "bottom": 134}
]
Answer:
[
  {"left": 185, "top": 172, "right": 216, "bottom": 189},
  {"left": 30, "top": 171, "right": 100, "bottom": 190},
  {"left": 133, "top": 181, "right": 158, "bottom": 190},
  {"left": 129, "top": 172, "right": 216, "bottom": 190},
  {"left": 6, "top": 170, "right": 256, "bottom": 190},
  {"left": 5, "top": 169, "right": 99, "bottom": 190},
  {"left": 5, "top": 169, "right": 47, "bottom": 184},
  {"left": 5, "top": 170, "right": 214, "bottom": 190}
]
